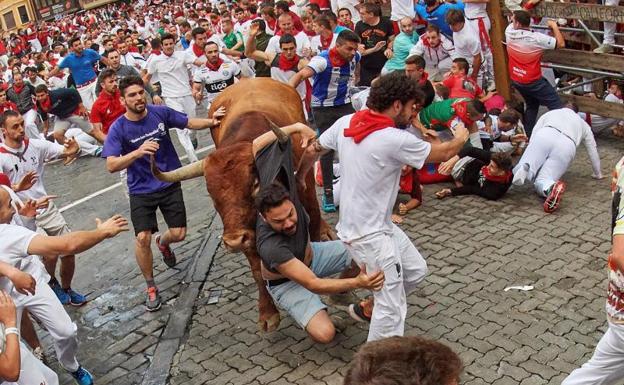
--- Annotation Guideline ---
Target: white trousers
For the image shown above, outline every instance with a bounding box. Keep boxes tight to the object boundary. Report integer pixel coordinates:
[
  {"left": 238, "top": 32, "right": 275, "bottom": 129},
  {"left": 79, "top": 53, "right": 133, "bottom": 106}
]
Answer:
[
  {"left": 15, "top": 282, "right": 80, "bottom": 372},
  {"left": 562, "top": 321, "right": 624, "bottom": 385},
  {"left": 28, "top": 39, "right": 42, "bottom": 53},
  {"left": 2, "top": 342, "right": 59, "bottom": 385},
  {"left": 427, "top": 56, "right": 453, "bottom": 82},
  {"left": 512, "top": 126, "right": 577, "bottom": 196},
  {"left": 66, "top": 128, "right": 99, "bottom": 156},
  {"left": 466, "top": 17, "right": 494, "bottom": 88},
  {"left": 76, "top": 81, "right": 97, "bottom": 110},
  {"left": 23, "top": 109, "right": 40, "bottom": 140},
  {"left": 345, "top": 224, "right": 428, "bottom": 341},
  {"left": 603, "top": 0, "right": 620, "bottom": 45},
  {"left": 163, "top": 95, "right": 198, "bottom": 163}
]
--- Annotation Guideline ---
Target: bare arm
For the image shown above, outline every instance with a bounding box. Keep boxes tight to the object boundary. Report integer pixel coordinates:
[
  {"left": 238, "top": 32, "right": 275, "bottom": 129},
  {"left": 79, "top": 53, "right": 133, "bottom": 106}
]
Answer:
[
  {"left": 252, "top": 122, "right": 316, "bottom": 156},
  {"left": 548, "top": 20, "right": 565, "bottom": 48},
  {"left": 289, "top": 66, "right": 315, "bottom": 88},
  {"left": 0, "top": 290, "right": 19, "bottom": 382},
  {"left": 470, "top": 53, "right": 482, "bottom": 80},
  {"left": 99, "top": 56, "right": 111, "bottom": 67},
  {"left": 425, "top": 126, "right": 470, "bottom": 163},
  {"left": 613, "top": 234, "right": 624, "bottom": 272},
  {"left": 276, "top": 257, "right": 383, "bottom": 294},
  {"left": 48, "top": 66, "right": 61, "bottom": 78},
  {"left": 106, "top": 140, "right": 159, "bottom": 173},
  {"left": 186, "top": 106, "right": 226, "bottom": 130},
  {"left": 27, "top": 215, "right": 128, "bottom": 257},
  {"left": 244, "top": 31, "right": 271, "bottom": 63}
]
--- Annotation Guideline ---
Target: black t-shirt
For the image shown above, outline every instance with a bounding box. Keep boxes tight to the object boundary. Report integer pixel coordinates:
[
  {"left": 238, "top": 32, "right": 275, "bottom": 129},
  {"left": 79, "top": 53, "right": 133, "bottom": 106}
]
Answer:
[
  {"left": 254, "top": 138, "right": 310, "bottom": 273},
  {"left": 355, "top": 17, "right": 394, "bottom": 71},
  {"left": 420, "top": 79, "right": 436, "bottom": 108}
]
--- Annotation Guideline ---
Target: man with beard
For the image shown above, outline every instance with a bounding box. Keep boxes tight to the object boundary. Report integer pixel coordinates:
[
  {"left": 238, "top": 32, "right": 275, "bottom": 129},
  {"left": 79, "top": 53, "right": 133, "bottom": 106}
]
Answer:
[
  {"left": 297, "top": 72, "right": 468, "bottom": 341},
  {"left": 102, "top": 76, "right": 224, "bottom": 312},
  {"left": 192, "top": 42, "right": 241, "bottom": 108},
  {"left": 5, "top": 72, "right": 39, "bottom": 140},
  {"left": 245, "top": 26, "right": 308, "bottom": 114},
  {"left": 90, "top": 69, "right": 125, "bottom": 137}
]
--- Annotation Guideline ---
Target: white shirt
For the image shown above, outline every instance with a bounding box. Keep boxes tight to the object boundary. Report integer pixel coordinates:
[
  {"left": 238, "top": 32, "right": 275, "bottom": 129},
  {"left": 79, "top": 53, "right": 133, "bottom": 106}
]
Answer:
[
  {"left": 533, "top": 107, "right": 601, "bottom": 176},
  {"left": 310, "top": 34, "right": 338, "bottom": 56},
  {"left": 464, "top": 3, "right": 488, "bottom": 19},
  {"left": 319, "top": 114, "right": 431, "bottom": 241},
  {"left": 266, "top": 31, "right": 311, "bottom": 57},
  {"left": 147, "top": 51, "right": 194, "bottom": 97},
  {"left": 0, "top": 223, "right": 49, "bottom": 302},
  {"left": 390, "top": 0, "right": 415, "bottom": 21},
  {"left": 192, "top": 61, "right": 240, "bottom": 103},
  {"left": 0, "top": 139, "right": 64, "bottom": 202},
  {"left": 452, "top": 23, "right": 481, "bottom": 62},
  {"left": 121, "top": 52, "right": 146, "bottom": 70},
  {"left": 409, "top": 35, "right": 456, "bottom": 68}
]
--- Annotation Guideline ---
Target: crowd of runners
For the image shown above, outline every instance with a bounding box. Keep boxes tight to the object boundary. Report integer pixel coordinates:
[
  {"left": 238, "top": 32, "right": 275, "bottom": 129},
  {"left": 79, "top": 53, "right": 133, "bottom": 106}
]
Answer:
[{"left": 0, "top": 0, "right": 622, "bottom": 383}]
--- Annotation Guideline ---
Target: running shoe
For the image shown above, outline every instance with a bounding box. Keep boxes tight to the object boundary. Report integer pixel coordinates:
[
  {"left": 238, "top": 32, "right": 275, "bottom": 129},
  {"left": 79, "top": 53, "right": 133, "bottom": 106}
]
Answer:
[
  {"left": 70, "top": 366, "right": 94, "bottom": 385},
  {"left": 94, "top": 147, "right": 103, "bottom": 157},
  {"left": 50, "top": 280, "right": 70, "bottom": 305},
  {"left": 155, "top": 234, "right": 177, "bottom": 268},
  {"left": 191, "top": 137, "right": 199, "bottom": 149},
  {"left": 146, "top": 286, "right": 162, "bottom": 312},
  {"left": 543, "top": 180, "right": 566, "bottom": 213},
  {"left": 322, "top": 194, "right": 336, "bottom": 213},
  {"left": 348, "top": 301, "right": 372, "bottom": 323},
  {"left": 66, "top": 288, "right": 88, "bottom": 307},
  {"left": 33, "top": 346, "right": 46, "bottom": 362}
]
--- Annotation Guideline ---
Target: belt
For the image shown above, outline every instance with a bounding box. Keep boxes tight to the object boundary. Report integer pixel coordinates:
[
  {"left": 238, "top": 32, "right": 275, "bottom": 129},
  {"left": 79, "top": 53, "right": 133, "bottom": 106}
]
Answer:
[
  {"left": 76, "top": 78, "right": 96, "bottom": 88},
  {"left": 265, "top": 277, "right": 290, "bottom": 287}
]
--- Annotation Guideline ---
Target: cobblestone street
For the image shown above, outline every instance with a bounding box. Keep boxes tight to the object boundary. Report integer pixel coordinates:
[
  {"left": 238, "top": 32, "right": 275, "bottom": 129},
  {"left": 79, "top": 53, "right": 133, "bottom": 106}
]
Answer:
[{"left": 34, "top": 131, "right": 624, "bottom": 385}]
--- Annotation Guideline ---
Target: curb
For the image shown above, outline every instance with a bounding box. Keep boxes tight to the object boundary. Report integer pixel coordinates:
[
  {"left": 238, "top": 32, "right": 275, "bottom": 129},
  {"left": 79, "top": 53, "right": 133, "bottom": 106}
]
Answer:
[{"left": 141, "top": 220, "right": 221, "bottom": 385}]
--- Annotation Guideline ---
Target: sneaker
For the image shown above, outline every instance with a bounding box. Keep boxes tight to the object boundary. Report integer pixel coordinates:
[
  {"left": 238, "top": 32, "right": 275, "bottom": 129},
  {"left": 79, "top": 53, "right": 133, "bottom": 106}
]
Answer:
[
  {"left": 66, "top": 288, "right": 88, "bottom": 307},
  {"left": 543, "top": 180, "right": 566, "bottom": 213},
  {"left": 146, "top": 286, "right": 162, "bottom": 312},
  {"left": 348, "top": 301, "right": 372, "bottom": 323},
  {"left": 50, "top": 280, "right": 70, "bottom": 305},
  {"left": 155, "top": 234, "right": 177, "bottom": 268},
  {"left": 594, "top": 44, "right": 614, "bottom": 54},
  {"left": 70, "top": 366, "right": 94, "bottom": 385},
  {"left": 33, "top": 346, "right": 45, "bottom": 362},
  {"left": 191, "top": 137, "right": 199, "bottom": 149},
  {"left": 322, "top": 194, "right": 336, "bottom": 213}
]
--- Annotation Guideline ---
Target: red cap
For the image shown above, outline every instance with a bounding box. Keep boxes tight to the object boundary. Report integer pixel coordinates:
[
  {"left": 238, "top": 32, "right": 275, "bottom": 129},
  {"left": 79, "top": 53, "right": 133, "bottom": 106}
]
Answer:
[{"left": 0, "top": 173, "right": 9, "bottom": 187}]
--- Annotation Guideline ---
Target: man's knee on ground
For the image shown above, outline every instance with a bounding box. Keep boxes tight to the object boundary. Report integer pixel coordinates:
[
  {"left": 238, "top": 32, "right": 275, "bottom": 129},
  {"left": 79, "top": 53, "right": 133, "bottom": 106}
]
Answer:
[
  {"left": 307, "top": 322, "right": 336, "bottom": 344},
  {"left": 53, "top": 131, "right": 65, "bottom": 144},
  {"left": 169, "top": 227, "right": 186, "bottom": 242},
  {"left": 136, "top": 231, "right": 152, "bottom": 248}
]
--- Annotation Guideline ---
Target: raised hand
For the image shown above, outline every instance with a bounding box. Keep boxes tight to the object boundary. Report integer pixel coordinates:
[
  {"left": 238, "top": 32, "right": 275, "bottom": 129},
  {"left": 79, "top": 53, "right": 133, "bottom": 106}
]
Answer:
[{"left": 95, "top": 214, "right": 129, "bottom": 238}]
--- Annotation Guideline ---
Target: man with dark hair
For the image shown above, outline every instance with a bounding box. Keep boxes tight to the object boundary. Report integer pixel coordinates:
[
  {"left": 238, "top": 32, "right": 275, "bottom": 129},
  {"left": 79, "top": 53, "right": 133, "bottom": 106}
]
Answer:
[
  {"left": 446, "top": 9, "right": 483, "bottom": 86},
  {"left": 192, "top": 41, "right": 241, "bottom": 106},
  {"left": 290, "top": 29, "right": 361, "bottom": 212},
  {"left": 415, "top": 0, "right": 465, "bottom": 40},
  {"left": 102, "top": 76, "right": 224, "bottom": 312},
  {"left": 298, "top": 72, "right": 469, "bottom": 341},
  {"left": 506, "top": 10, "right": 565, "bottom": 136},
  {"left": 441, "top": 57, "right": 493, "bottom": 101},
  {"left": 343, "top": 336, "right": 463, "bottom": 385},
  {"left": 405, "top": 55, "right": 435, "bottom": 108},
  {"left": 35, "top": 85, "right": 106, "bottom": 144},
  {"left": 5, "top": 72, "right": 38, "bottom": 139},
  {"left": 355, "top": 2, "right": 394, "bottom": 86},
  {"left": 249, "top": 19, "right": 272, "bottom": 77},
  {"left": 48, "top": 37, "right": 109, "bottom": 110},
  {"left": 96, "top": 49, "right": 143, "bottom": 94},
  {"left": 409, "top": 24, "right": 455, "bottom": 81},
  {"left": 90, "top": 68, "right": 125, "bottom": 136},
  {"left": 512, "top": 104, "right": 601, "bottom": 213},
  {"left": 254, "top": 182, "right": 384, "bottom": 343},
  {"left": 275, "top": 0, "right": 305, "bottom": 32},
  {"left": 419, "top": 97, "right": 486, "bottom": 147}
]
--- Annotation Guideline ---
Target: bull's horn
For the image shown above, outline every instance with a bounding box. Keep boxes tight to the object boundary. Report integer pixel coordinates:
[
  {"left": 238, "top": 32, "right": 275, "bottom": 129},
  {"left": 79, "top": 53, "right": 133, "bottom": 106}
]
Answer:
[
  {"left": 268, "top": 119, "right": 289, "bottom": 144},
  {"left": 151, "top": 155, "right": 205, "bottom": 182}
]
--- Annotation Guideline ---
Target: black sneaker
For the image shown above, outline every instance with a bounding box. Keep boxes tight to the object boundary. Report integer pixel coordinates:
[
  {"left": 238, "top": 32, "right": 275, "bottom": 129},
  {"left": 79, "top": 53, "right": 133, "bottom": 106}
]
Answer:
[{"left": 348, "top": 301, "right": 371, "bottom": 323}]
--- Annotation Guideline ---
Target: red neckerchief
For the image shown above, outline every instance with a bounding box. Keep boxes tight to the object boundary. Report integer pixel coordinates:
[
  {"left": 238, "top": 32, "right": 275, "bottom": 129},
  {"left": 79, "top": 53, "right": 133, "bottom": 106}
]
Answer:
[
  {"left": 339, "top": 21, "right": 354, "bottom": 30},
  {"left": 278, "top": 53, "right": 300, "bottom": 71},
  {"left": 39, "top": 96, "right": 52, "bottom": 112},
  {"left": 320, "top": 33, "right": 333, "bottom": 50},
  {"left": 151, "top": 49, "right": 161, "bottom": 55},
  {"left": 192, "top": 43, "right": 204, "bottom": 57},
  {"left": 481, "top": 165, "right": 512, "bottom": 184},
  {"left": 0, "top": 138, "right": 30, "bottom": 161},
  {"left": 328, "top": 47, "right": 346, "bottom": 67},
  {"left": 418, "top": 71, "right": 429, "bottom": 86},
  {"left": 452, "top": 100, "right": 475, "bottom": 126},
  {"left": 0, "top": 101, "right": 17, "bottom": 113},
  {"left": 303, "top": 29, "right": 316, "bottom": 37},
  {"left": 344, "top": 109, "right": 394, "bottom": 143},
  {"left": 206, "top": 58, "right": 223, "bottom": 71},
  {"left": 267, "top": 18, "right": 276, "bottom": 32},
  {"left": 12, "top": 84, "right": 24, "bottom": 94}
]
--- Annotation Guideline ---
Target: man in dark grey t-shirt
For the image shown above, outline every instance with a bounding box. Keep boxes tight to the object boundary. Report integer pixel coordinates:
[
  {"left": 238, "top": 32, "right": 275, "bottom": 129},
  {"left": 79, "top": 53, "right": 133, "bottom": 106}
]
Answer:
[{"left": 255, "top": 182, "right": 384, "bottom": 344}]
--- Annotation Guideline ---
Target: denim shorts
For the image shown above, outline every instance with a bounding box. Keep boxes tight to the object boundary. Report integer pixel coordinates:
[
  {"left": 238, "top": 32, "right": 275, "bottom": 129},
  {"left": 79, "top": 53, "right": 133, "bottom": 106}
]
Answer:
[{"left": 266, "top": 240, "right": 352, "bottom": 328}]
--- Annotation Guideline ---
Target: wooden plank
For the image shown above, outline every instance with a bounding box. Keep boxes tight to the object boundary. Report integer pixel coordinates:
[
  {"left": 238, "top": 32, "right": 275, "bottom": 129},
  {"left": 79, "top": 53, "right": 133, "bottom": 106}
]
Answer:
[
  {"left": 560, "top": 93, "right": 624, "bottom": 120},
  {"left": 533, "top": 1, "right": 624, "bottom": 24},
  {"left": 488, "top": 0, "right": 511, "bottom": 99},
  {"left": 542, "top": 48, "right": 624, "bottom": 73}
]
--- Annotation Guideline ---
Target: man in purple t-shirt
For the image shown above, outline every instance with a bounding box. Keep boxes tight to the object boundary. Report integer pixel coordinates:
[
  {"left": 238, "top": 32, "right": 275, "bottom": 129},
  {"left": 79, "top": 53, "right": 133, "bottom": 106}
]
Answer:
[{"left": 102, "top": 76, "right": 224, "bottom": 311}]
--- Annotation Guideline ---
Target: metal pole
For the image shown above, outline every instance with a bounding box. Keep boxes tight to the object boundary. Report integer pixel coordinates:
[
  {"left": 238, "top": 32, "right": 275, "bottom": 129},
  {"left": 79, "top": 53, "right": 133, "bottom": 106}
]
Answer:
[
  {"left": 541, "top": 63, "right": 624, "bottom": 78},
  {"left": 556, "top": 76, "right": 608, "bottom": 92},
  {"left": 576, "top": 19, "right": 603, "bottom": 47}
]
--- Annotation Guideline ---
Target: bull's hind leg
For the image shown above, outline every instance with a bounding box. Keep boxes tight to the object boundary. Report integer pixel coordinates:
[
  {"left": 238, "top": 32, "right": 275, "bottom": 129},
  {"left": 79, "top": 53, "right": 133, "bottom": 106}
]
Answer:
[{"left": 242, "top": 250, "right": 281, "bottom": 332}]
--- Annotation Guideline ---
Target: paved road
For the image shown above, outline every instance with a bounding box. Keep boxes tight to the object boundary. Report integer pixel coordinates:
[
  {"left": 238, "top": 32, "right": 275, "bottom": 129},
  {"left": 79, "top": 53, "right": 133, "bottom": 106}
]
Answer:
[{"left": 32, "top": 128, "right": 624, "bottom": 384}]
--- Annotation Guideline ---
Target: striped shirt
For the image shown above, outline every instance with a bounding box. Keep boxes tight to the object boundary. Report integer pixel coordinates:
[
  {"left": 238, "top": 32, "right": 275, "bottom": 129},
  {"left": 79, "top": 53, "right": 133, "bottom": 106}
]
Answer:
[{"left": 307, "top": 50, "right": 360, "bottom": 108}]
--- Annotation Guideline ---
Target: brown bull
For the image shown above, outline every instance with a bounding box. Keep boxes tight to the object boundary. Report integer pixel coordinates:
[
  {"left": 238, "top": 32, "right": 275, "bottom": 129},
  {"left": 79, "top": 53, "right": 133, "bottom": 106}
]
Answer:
[{"left": 151, "top": 78, "right": 333, "bottom": 331}]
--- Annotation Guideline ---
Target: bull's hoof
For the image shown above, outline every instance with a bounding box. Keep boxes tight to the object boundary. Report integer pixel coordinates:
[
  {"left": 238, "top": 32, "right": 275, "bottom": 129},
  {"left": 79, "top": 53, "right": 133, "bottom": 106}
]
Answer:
[{"left": 258, "top": 312, "right": 281, "bottom": 332}]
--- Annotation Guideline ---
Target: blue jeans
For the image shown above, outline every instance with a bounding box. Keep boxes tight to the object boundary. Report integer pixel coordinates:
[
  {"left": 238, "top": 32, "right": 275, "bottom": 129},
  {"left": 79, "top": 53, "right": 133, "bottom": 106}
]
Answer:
[
  {"left": 512, "top": 77, "right": 564, "bottom": 136},
  {"left": 266, "top": 241, "right": 352, "bottom": 328}
]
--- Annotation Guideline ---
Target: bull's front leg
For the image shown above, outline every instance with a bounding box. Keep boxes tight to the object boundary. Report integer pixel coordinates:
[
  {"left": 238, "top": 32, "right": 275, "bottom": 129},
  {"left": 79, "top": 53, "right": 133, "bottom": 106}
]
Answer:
[{"left": 242, "top": 249, "right": 281, "bottom": 332}]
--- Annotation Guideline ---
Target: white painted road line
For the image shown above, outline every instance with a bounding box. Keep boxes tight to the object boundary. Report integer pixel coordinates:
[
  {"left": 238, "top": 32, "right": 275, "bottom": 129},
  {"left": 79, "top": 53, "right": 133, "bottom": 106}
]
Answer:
[{"left": 59, "top": 144, "right": 215, "bottom": 213}]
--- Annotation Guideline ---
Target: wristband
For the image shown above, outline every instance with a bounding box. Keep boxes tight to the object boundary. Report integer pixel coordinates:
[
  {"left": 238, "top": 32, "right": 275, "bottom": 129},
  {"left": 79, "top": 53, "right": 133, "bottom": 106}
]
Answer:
[{"left": 4, "top": 327, "right": 19, "bottom": 337}]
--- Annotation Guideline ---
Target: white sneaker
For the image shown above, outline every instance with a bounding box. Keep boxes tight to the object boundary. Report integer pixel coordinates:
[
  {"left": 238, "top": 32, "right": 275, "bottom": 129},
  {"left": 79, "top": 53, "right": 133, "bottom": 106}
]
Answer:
[{"left": 594, "top": 44, "right": 614, "bottom": 54}]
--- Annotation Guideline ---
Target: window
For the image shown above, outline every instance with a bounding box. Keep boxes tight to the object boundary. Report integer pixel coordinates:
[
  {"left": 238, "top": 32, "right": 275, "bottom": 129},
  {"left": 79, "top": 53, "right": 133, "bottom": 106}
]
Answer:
[
  {"left": 3, "top": 11, "right": 16, "bottom": 30},
  {"left": 18, "top": 6, "right": 29, "bottom": 24}
]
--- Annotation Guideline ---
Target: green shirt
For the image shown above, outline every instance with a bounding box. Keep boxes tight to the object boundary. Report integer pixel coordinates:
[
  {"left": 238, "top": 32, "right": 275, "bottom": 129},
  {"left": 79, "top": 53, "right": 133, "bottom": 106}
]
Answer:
[
  {"left": 223, "top": 31, "right": 244, "bottom": 52},
  {"left": 419, "top": 98, "right": 468, "bottom": 129}
]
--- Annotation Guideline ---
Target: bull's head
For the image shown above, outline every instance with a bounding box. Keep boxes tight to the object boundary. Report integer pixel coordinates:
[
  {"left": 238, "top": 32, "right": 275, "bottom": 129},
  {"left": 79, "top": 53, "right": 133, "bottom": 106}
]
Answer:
[{"left": 151, "top": 122, "right": 290, "bottom": 252}]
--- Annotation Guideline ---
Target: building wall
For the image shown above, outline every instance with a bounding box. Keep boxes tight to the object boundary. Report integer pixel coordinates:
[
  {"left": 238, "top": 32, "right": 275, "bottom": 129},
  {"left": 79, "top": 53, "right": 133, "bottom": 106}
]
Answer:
[{"left": 0, "top": 0, "right": 35, "bottom": 32}]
